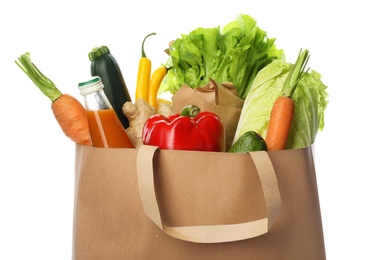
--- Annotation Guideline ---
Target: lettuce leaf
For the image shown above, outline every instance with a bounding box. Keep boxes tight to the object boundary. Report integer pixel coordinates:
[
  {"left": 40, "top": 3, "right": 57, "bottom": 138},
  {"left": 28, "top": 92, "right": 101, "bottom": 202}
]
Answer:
[
  {"left": 233, "top": 59, "right": 328, "bottom": 149},
  {"left": 159, "top": 14, "right": 284, "bottom": 100}
]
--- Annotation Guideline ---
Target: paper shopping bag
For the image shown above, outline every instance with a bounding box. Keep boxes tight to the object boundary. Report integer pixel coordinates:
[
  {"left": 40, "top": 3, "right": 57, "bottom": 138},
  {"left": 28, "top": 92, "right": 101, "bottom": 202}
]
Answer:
[
  {"left": 72, "top": 145, "right": 326, "bottom": 260},
  {"left": 172, "top": 79, "right": 244, "bottom": 151}
]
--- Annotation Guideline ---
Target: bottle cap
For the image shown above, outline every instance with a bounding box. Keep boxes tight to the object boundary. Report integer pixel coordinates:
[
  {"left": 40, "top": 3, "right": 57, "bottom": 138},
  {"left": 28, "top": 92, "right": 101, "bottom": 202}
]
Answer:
[
  {"left": 88, "top": 46, "right": 110, "bottom": 61},
  {"left": 78, "top": 76, "right": 104, "bottom": 96}
]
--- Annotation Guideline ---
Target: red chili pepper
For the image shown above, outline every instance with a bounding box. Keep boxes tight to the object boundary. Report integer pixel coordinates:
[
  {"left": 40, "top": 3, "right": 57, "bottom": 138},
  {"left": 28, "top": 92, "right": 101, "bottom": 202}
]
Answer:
[{"left": 142, "top": 105, "right": 225, "bottom": 152}]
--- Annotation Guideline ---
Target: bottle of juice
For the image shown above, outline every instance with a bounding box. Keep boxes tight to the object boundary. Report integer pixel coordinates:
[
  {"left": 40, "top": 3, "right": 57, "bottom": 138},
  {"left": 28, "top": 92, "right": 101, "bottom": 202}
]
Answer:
[{"left": 78, "top": 76, "right": 135, "bottom": 148}]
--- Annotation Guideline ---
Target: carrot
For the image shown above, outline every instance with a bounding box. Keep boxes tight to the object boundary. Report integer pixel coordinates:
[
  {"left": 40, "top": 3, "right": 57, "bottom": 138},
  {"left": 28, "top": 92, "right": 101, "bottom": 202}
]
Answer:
[
  {"left": 265, "top": 95, "right": 295, "bottom": 151},
  {"left": 265, "top": 49, "right": 310, "bottom": 151},
  {"left": 51, "top": 94, "right": 92, "bottom": 146},
  {"left": 15, "top": 52, "right": 92, "bottom": 146}
]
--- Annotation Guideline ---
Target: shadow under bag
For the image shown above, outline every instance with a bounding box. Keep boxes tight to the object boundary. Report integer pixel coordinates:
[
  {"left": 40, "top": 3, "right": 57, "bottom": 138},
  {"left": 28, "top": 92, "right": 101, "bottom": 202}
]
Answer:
[{"left": 72, "top": 144, "right": 326, "bottom": 259}]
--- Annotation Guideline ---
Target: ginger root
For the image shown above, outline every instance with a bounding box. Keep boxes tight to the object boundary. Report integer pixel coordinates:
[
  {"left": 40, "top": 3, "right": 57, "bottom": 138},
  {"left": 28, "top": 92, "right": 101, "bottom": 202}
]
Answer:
[
  {"left": 123, "top": 98, "right": 156, "bottom": 148},
  {"left": 157, "top": 102, "right": 173, "bottom": 118}
]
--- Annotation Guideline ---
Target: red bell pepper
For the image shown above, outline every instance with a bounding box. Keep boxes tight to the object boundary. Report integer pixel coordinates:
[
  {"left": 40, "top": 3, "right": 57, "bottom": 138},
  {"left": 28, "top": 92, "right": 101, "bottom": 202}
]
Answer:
[{"left": 142, "top": 105, "right": 225, "bottom": 152}]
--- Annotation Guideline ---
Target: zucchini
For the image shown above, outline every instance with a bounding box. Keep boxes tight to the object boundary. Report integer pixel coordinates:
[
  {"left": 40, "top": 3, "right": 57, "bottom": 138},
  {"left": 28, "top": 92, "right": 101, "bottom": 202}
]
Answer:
[{"left": 89, "top": 46, "right": 131, "bottom": 128}]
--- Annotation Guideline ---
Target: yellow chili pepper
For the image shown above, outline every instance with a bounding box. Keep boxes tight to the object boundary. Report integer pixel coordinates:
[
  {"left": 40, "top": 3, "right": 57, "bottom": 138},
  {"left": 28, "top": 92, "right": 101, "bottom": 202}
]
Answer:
[
  {"left": 135, "top": 32, "right": 155, "bottom": 102},
  {"left": 148, "top": 66, "right": 168, "bottom": 109}
]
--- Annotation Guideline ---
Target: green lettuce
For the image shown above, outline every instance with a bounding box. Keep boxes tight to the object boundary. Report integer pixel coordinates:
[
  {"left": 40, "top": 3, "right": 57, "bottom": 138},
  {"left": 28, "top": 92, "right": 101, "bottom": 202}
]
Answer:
[
  {"left": 159, "top": 14, "right": 284, "bottom": 100},
  {"left": 233, "top": 59, "right": 328, "bottom": 149}
]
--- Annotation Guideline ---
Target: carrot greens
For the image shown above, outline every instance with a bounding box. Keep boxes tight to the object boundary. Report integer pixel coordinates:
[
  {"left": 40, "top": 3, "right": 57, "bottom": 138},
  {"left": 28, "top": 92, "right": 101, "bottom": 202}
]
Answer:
[{"left": 15, "top": 52, "right": 62, "bottom": 102}]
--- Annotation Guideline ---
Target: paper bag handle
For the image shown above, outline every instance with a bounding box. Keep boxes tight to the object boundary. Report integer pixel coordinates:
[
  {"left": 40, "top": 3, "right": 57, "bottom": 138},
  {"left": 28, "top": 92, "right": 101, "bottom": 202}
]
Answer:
[{"left": 136, "top": 145, "right": 281, "bottom": 243}]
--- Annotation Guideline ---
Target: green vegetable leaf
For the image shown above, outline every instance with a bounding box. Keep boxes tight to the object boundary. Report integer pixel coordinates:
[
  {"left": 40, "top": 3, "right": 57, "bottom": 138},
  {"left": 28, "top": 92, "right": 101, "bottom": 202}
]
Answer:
[
  {"left": 159, "top": 14, "right": 284, "bottom": 100},
  {"left": 233, "top": 59, "right": 328, "bottom": 149},
  {"left": 15, "top": 52, "right": 62, "bottom": 102},
  {"left": 287, "top": 70, "right": 328, "bottom": 148}
]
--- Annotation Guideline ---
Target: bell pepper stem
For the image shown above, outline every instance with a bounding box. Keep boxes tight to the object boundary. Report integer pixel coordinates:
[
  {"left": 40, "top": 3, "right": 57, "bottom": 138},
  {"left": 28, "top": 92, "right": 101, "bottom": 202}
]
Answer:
[{"left": 180, "top": 105, "right": 200, "bottom": 117}]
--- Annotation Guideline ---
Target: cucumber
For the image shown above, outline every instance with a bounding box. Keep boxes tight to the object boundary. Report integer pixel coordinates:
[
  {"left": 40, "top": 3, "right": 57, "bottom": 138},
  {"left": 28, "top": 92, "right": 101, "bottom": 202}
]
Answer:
[
  {"left": 229, "top": 130, "right": 267, "bottom": 153},
  {"left": 89, "top": 46, "right": 131, "bottom": 128}
]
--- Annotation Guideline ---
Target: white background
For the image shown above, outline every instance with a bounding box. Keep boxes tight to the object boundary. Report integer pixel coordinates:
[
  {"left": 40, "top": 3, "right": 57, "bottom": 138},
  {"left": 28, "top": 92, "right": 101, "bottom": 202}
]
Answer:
[{"left": 1, "top": 0, "right": 365, "bottom": 259}]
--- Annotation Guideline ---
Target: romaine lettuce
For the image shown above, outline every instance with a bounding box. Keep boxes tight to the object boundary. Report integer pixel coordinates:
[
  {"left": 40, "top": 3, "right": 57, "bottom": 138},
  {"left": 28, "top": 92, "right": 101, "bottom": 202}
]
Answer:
[{"left": 159, "top": 14, "right": 284, "bottom": 100}]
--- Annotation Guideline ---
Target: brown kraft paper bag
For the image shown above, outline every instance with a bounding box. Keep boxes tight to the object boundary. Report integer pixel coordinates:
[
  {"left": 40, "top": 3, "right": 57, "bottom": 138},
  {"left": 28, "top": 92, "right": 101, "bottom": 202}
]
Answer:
[{"left": 72, "top": 144, "right": 326, "bottom": 260}]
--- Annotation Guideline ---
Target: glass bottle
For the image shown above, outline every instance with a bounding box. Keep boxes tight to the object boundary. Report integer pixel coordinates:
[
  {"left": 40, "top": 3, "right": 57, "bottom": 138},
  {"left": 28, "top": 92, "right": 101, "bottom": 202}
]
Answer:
[{"left": 78, "top": 76, "right": 135, "bottom": 148}]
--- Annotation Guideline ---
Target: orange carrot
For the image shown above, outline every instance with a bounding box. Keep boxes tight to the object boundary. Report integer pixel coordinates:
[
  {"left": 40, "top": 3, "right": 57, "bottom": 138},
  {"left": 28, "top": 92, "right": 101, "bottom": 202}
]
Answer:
[
  {"left": 265, "top": 49, "right": 310, "bottom": 151},
  {"left": 265, "top": 95, "right": 295, "bottom": 151},
  {"left": 51, "top": 94, "right": 92, "bottom": 146},
  {"left": 15, "top": 52, "right": 92, "bottom": 146}
]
